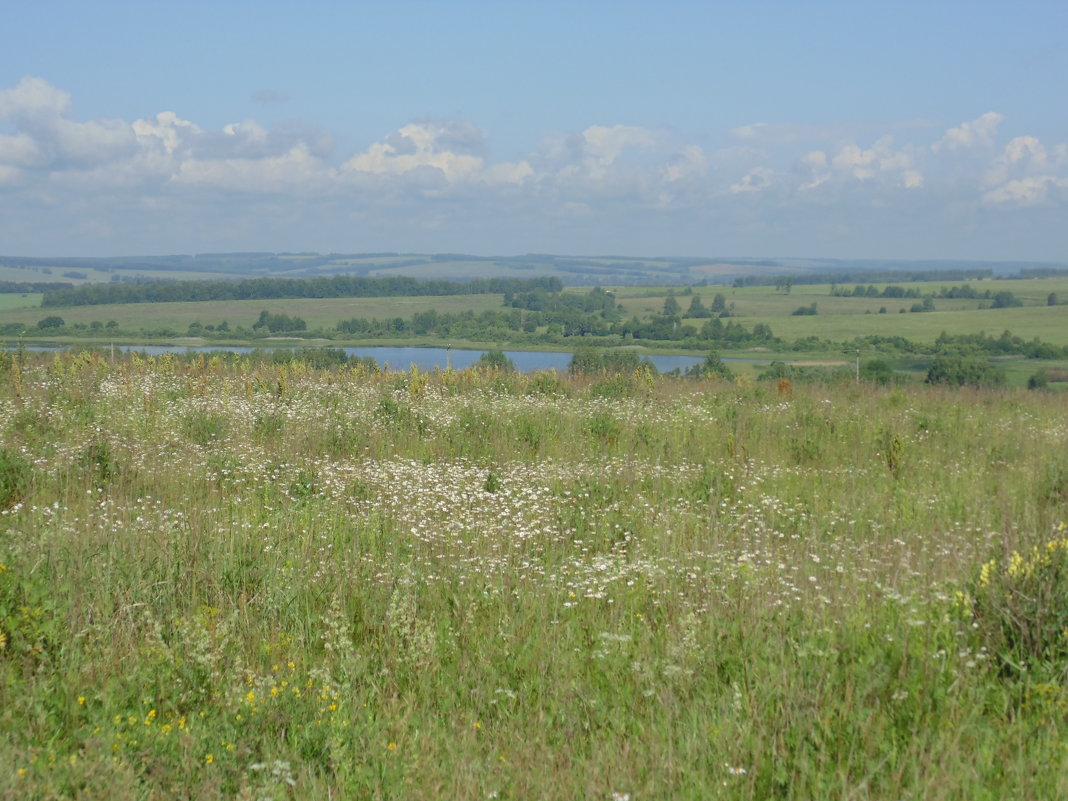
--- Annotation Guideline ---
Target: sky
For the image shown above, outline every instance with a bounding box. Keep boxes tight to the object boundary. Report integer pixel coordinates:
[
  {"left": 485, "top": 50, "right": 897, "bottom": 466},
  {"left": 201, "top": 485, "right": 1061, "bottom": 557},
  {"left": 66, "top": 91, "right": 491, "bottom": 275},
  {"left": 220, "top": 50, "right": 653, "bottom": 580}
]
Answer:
[{"left": 1, "top": 0, "right": 1066, "bottom": 261}]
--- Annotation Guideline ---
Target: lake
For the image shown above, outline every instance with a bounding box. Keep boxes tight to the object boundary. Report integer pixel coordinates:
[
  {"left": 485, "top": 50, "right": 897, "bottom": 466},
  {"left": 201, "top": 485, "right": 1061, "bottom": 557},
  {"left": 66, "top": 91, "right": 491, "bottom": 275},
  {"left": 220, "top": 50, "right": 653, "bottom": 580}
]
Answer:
[{"left": 12, "top": 343, "right": 719, "bottom": 374}]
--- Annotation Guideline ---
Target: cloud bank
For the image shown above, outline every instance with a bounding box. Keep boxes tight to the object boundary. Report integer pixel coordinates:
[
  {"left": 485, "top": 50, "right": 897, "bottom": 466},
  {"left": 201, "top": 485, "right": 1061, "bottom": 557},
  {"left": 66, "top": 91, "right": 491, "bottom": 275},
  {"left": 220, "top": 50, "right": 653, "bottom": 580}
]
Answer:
[{"left": 1, "top": 76, "right": 1066, "bottom": 258}]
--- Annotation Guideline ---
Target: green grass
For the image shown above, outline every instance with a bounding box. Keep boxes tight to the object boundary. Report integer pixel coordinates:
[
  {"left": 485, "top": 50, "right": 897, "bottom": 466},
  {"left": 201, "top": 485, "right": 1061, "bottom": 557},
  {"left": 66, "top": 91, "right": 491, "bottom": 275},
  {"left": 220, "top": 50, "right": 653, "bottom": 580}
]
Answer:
[
  {"left": 0, "top": 294, "right": 507, "bottom": 332},
  {"left": 1, "top": 354, "right": 1067, "bottom": 798},
  {"left": 749, "top": 305, "right": 1068, "bottom": 344},
  {"left": 610, "top": 278, "right": 1068, "bottom": 345},
  {"left": 0, "top": 293, "right": 42, "bottom": 311}
]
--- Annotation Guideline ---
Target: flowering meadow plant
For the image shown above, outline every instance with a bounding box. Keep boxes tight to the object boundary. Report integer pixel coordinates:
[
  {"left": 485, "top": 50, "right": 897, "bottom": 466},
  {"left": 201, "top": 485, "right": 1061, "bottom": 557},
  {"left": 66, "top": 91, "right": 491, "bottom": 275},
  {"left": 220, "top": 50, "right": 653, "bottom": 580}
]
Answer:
[{"left": 0, "top": 351, "right": 1066, "bottom": 799}]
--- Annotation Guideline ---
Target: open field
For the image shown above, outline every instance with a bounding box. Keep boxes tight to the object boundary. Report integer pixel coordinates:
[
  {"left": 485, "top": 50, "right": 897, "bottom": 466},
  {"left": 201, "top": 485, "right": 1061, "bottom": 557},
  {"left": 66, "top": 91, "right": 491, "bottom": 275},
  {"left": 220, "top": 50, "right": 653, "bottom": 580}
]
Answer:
[
  {"left": 0, "top": 294, "right": 42, "bottom": 312},
  {"left": 0, "top": 265, "right": 248, "bottom": 286},
  {"left": 748, "top": 305, "right": 1068, "bottom": 345},
  {"left": 1, "top": 355, "right": 1066, "bottom": 798},
  {"left": 611, "top": 278, "right": 1068, "bottom": 345},
  {"left": 0, "top": 295, "right": 507, "bottom": 332}
]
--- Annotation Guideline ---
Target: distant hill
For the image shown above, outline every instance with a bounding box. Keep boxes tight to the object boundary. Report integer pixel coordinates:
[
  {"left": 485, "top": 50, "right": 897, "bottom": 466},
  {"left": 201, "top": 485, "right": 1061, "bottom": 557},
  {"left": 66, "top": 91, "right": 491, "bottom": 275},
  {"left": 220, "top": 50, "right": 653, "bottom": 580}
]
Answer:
[{"left": 2, "top": 252, "right": 1066, "bottom": 290}]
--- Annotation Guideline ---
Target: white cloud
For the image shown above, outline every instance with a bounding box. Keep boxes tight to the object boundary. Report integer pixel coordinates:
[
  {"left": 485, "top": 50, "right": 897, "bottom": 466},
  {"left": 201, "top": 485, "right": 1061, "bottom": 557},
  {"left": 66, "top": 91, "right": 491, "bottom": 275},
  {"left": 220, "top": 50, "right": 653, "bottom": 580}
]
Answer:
[
  {"left": 2, "top": 76, "right": 1066, "bottom": 257},
  {"left": 0, "top": 164, "right": 22, "bottom": 185},
  {"left": 0, "top": 76, "right": 136, "bottom": 168},
  {"left": 173, "top": 143, "right": 334, "bottom": 194},
  {"left": 934, "top": 112, "right": 1004, "bottom": 152},
  {"left": 664, "top": 145, "right": 707, "bottom": 183},
  {"left": 0, "top": 76, "right": 71, "bottom": 122},
  {"left": 827, "top": 137, "right": 922, "bottom": 188},
  {"left": 730, "top": 167, "right": 773, "bottom": 194},
  {"left": 342, "top": 120, "right": 530, "bottom": 186},
  {"left": 0, "top": 132, "right": 42, "bottom": 167},
  {"left": 982, "top": 176, "right": 1057, "bottom": 207},
  {"left": 133, "top": 111, "right": 202, "bottom": 155},
  {"left": 980, "top": 134, "right": 1068, "bottom": 206}
]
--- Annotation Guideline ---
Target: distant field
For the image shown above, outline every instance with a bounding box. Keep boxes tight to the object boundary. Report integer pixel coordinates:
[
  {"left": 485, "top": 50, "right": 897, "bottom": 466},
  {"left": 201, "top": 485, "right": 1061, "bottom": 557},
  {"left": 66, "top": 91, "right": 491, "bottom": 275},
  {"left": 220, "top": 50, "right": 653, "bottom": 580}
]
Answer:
[
  {"left": 0, "top": 293, "right": 42, "bottom": 311},
  {"left": 0, "top": 294, "right": 507, "bottom": 331},
  {"left": 368, "top": 261, "right": 538, "bottom": 280},
  {"left": 609, "top": 278, "right": 1068, "bottom": 345},
  {"left": 0, "top": 265, "right": 244, "bottom": 285},
  {"left": 746, "top": 305, "right": 1068, "bottom": 345}
]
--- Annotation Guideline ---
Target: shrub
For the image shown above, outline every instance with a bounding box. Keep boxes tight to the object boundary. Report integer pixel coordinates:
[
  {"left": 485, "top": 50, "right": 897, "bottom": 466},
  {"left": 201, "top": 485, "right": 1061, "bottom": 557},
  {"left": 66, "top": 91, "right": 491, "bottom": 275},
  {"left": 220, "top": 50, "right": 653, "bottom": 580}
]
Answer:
[
  {"left": 475, "top": 350, "right": 515, "bottom": 371},
  {"left": 967, "top": 528, "right": 1068, "bottom": 677},
  {"left": 1028, "top": 370, "right": 1049, "bottom": 390},
  {"left": 925, "top": 356, "right": 1006, "bottom": 388},
  {"left": 0, "top": 449, "right": 31, "bottom": 509},
  {"left": 686, "top": 350, "right": 734, "bottom": 381}
]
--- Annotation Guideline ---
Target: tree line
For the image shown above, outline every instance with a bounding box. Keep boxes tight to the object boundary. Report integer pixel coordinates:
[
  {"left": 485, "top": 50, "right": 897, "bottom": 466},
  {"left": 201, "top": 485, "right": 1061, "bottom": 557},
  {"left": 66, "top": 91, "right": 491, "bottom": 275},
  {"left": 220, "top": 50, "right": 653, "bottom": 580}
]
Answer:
[{"left": 40, "top": 275, "right": 564, "bottom": 307}]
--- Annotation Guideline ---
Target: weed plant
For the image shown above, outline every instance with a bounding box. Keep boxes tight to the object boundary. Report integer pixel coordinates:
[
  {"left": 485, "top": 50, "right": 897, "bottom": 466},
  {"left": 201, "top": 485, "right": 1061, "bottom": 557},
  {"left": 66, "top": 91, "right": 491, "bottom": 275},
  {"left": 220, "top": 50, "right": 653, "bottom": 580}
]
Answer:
[{"left": 0, "top": 352, "right": 1066, "bottom": 799}]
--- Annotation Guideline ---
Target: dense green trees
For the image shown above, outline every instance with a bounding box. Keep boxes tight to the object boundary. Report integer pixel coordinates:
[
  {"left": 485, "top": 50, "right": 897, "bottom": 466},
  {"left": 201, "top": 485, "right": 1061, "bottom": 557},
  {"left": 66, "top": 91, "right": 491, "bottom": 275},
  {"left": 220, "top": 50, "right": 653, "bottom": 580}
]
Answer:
[
  {"left": 252, "top": 310, "right": 307, "bottom": 333},
  {"left": 42, "top": 275, "right": 564, "bottom": 307},
  {"left": 925, "top": 356, "right": 1006, "bottom": 387}
]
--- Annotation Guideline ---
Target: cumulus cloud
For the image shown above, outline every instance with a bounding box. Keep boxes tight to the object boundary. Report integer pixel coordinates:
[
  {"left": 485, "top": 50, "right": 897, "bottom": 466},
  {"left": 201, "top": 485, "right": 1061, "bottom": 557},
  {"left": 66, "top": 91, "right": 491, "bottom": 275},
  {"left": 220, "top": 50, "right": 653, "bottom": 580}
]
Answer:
[
  {"left": 172, "top": 143, "right": 335, "bottom": 194},
  {"left": 792, "top": 137, "right": 922, "bottom": 192},
  {"left": 343, "top": 120, "right": 531, "bottom": 186},
  {"left": 663, "top": 145, "right": 707, "bottom": 183},
  {"left": 2, "top": 76, "right": 1066, "bottom": 257},
  {"left": 0, "top": 76, "right": 136, "bottom": 168},
  {"left": 132, "top": 111, "right": 201, "bottom": 155},
  {"left": 934, "top": 112, "right": 1004, "bottom": 153},
  {"left": 729, "top": 167, "right": 774, "bottom": 194},
  {"left": 981, "top": 135, "right": 1068, "bottom": 206},
  {"left": 0, "top": 76, "right": 72, "bottom": 122}
]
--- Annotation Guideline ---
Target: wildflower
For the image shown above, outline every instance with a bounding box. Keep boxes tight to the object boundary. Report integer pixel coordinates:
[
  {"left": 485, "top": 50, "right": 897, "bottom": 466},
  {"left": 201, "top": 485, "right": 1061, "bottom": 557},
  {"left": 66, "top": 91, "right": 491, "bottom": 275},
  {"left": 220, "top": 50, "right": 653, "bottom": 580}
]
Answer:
[
  {"left": 77, "top": 697, "right": 86, "bottom": 705},
  {"left": 979, "top": 559, "right": 996, "bottom": 587},
  {"left": 205, "top": 753, "right": 214, "bottom": 764},
  {"left": 387, "top": 742, "right": 397, "bottom": 752}
]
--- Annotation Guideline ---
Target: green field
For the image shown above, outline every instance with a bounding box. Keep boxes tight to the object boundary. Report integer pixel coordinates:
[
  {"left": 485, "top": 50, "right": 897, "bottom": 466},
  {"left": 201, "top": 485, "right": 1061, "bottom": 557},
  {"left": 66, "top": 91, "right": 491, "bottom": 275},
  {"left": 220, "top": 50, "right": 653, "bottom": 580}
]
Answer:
[
  {"left": 0, "top": 294, "right": 42, "bottom": 311},
  {"left": 1, "top": 354, "right": 1066, "bottom": 798},
  {"left": 611, "top": 278, "right": 1068, "bottom": 345},
  {"left": 0, "top": 294, "right": 506, "bottom": 332},
  {"left": 6, "top": 277, "right": 1068, "bottom": 388}
]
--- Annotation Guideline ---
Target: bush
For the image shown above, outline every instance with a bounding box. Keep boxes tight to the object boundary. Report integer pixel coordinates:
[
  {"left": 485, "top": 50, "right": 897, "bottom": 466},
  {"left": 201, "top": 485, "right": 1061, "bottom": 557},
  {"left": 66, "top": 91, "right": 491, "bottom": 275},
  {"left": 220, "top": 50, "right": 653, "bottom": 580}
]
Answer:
[
  {"left": 967, "top": 528, "right": 1068, "bottom": 677},
  {"left": 686, "top": 350, "right": 734, "bottom": 381},
  {"left": 1028, "top": 370, "right": 1050, "bottom": 390},
  {"left": 0, "top": 449, "right": 31, "bottom": 509},
  {"left": 37, "top": 316, "right": 65, "bottom": 329},
  {"left": 568, "top": 347, "right": 651, "bottom": 375},
  {"left": 925, "top": 356, "right": 1006, "bottom": 388},
  {"left": 475, "top": 350, "right": 515, "bottom": 371}
]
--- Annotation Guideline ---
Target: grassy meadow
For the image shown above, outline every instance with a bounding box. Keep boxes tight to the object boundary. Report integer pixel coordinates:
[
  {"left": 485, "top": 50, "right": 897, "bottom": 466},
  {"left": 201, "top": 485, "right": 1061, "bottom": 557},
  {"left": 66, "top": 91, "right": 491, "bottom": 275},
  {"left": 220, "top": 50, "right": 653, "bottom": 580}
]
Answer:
[
  {"left": 0, "top": 295, "right": 507, "bottom": 335},
  {"left": 1, "top": 352, "right": 1067, "bottom": 799}
]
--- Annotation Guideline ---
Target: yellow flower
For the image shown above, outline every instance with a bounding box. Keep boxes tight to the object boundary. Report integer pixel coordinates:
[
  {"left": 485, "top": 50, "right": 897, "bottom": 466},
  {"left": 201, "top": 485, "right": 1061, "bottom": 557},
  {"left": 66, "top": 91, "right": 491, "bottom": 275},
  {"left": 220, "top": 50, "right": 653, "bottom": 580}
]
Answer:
[
  {"left": 78, "top": 696, "right": 86, "bottom": 705},
  {"left": 387, "top": 742, "right": 397, "bottom": 752},
  {"left": 204, "top": 753, "right": 214, "bottom": 764}
]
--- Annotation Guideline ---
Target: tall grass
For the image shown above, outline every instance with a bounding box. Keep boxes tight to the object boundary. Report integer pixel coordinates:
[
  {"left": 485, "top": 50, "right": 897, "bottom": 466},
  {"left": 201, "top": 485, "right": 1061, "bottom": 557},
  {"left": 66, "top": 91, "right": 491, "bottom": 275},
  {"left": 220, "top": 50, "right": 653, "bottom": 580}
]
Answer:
[{"left": 0, "top": 352, "right": 1066, "bottom": 799}]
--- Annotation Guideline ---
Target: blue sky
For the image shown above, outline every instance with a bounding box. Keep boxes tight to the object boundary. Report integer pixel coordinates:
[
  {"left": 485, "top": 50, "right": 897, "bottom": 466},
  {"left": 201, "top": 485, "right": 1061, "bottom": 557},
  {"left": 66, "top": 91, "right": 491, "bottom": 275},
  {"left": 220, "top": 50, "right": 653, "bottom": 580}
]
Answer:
[{"left": 2, "top": 1, "right": 1066, "bottom": 260}]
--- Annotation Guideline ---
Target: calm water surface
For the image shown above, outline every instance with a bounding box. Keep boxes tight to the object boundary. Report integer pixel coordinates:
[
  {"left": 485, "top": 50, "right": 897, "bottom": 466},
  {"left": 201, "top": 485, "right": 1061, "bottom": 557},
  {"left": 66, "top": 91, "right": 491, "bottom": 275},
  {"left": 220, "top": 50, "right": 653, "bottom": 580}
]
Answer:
[{"left": 14, "top": 343, "right": 721, "bottom": 373}]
